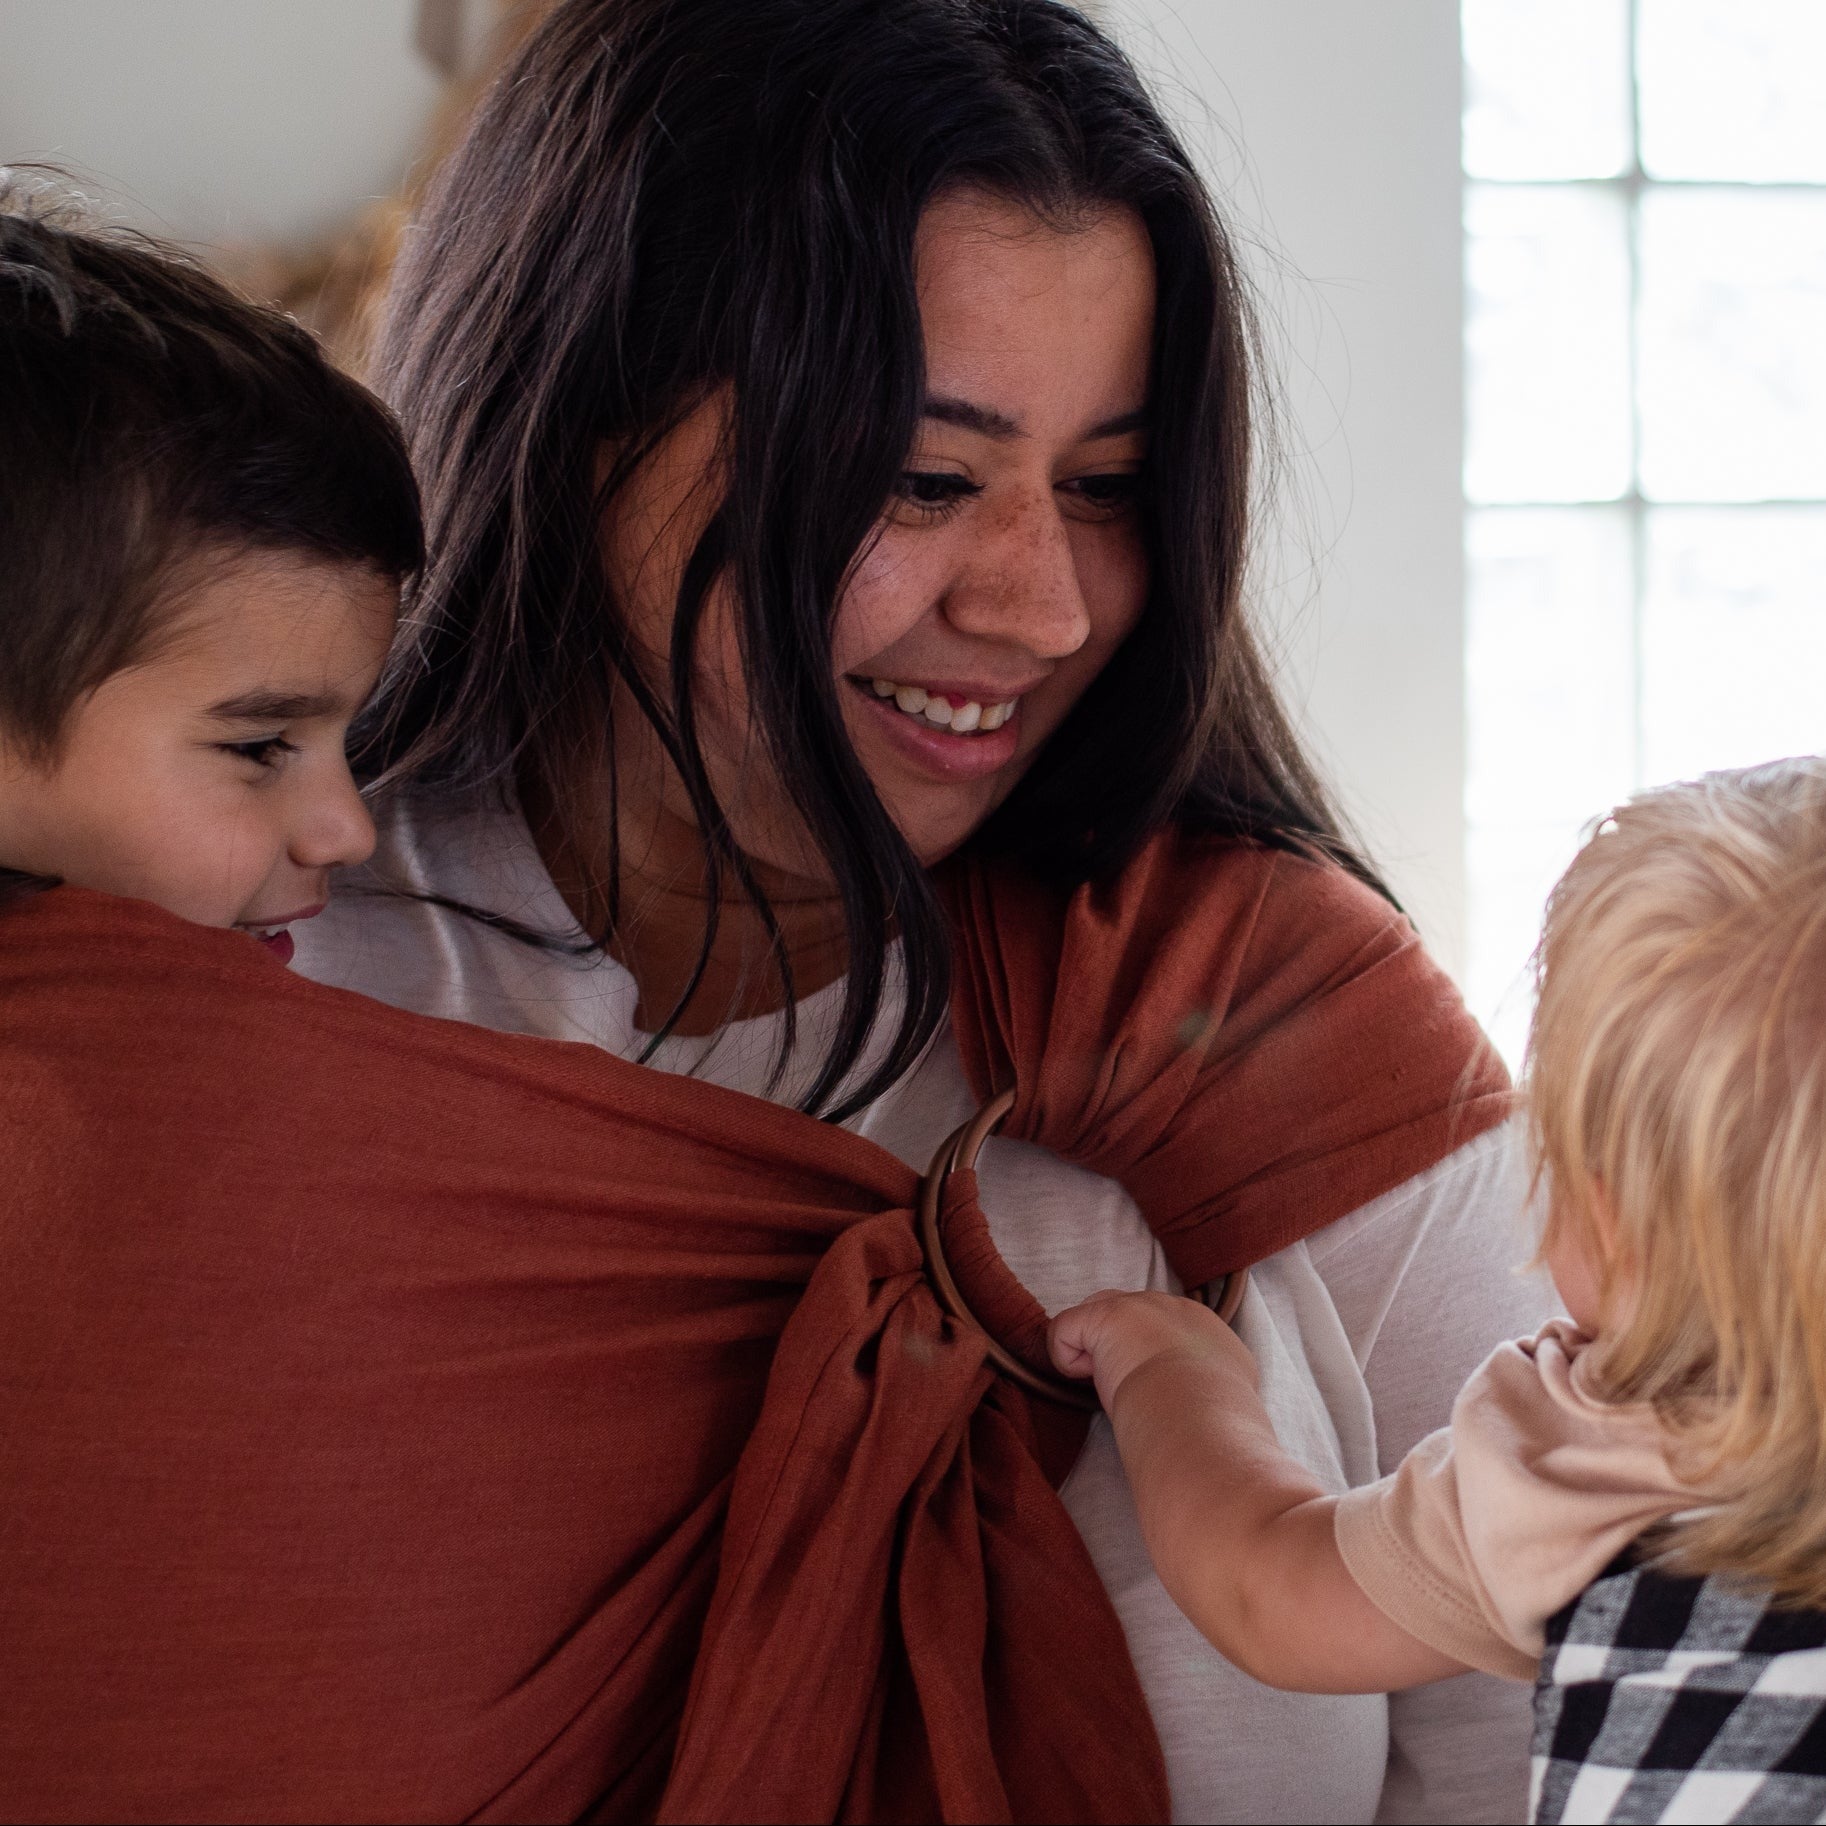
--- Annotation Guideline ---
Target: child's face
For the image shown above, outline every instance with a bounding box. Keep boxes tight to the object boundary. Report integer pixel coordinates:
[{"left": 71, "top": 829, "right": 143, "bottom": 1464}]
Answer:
[{"left": 0, "top": 549, "right": 397, "bottom": 962}]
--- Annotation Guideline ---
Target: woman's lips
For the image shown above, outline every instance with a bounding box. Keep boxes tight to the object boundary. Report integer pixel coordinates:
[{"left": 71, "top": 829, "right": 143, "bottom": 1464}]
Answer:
[{"left": 847, "top": 676, "right": 1023, "bottom": 781}]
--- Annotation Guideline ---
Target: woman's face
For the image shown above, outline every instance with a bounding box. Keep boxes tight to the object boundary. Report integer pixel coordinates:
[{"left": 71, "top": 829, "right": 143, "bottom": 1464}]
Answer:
[{"left": 603, "top": 188, "right": 1156, "bottom": 878}]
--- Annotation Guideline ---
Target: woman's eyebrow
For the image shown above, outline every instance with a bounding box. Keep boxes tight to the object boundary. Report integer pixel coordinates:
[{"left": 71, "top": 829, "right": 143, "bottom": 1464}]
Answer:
[
  {"left": 923, "top": 395, "right": 1021, "bottom": 438},
  {"left": 206, "top": 689, "right": 344, "bottom": 722},
  {"left": 920, "top": 396, "right": 1151, "bottom": 441},
  {"left": 1084, "top": 406, "right": 1150, "bottom": 439}
]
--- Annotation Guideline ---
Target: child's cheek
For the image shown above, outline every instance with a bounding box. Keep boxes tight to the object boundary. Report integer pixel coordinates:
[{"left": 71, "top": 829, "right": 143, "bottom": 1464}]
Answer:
[{"left": 1545, "top": 1229, "right": 1606, "bottom": 1334}]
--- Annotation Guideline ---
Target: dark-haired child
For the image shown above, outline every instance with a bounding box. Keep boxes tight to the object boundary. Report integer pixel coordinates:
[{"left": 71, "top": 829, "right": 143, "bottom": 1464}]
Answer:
[{"left": 0, "top": 183, "right": 421, "bottom": 960}]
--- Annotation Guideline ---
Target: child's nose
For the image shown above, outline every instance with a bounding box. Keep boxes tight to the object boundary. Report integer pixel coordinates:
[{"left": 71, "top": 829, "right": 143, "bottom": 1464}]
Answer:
[{"left": 291, "top": 766, "right": 377, "bottom": 873}]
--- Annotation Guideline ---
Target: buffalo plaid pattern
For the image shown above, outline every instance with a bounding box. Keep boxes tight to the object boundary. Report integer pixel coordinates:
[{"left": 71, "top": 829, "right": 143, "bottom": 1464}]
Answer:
[{"left": 1532, "top": 1556, "right": 1826, "bottom": 1824}]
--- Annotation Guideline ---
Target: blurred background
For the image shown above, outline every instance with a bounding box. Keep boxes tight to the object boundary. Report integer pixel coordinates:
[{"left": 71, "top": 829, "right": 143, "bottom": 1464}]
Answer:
[{"left": 3, "top": 0, "right": 1821, "bottom": 1063}]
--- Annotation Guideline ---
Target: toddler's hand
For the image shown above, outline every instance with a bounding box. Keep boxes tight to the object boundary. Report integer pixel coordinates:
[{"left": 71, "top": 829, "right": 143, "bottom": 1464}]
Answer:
[{"left": 1049, "top": 1289, "right": 1257, "bottom": 1412}]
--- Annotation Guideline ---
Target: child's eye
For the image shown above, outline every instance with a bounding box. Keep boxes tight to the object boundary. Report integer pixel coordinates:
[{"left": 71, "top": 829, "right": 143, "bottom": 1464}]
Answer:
[{"left": 219, "top": 736, "right": 297, "bottom": 771}]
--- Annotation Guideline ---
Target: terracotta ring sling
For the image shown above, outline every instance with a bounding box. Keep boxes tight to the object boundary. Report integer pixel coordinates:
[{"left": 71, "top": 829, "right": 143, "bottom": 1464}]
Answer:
[{"left": 0, "top": 828, "right": 1507, "bottom": 1824}]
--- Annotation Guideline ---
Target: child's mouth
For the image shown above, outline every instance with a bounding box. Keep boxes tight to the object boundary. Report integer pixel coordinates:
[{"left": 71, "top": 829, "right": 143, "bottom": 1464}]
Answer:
[
  {"left": 251, "top": 927, "right": 296, "bottom": 964},
  {"left": 236, "top": 904, "right": 325, "bottom": 966}
]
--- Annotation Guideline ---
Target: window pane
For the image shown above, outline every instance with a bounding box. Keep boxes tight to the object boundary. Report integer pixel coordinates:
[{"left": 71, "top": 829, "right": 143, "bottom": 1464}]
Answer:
[
  {"left": 1467, "top": 821, "right": 1583, "bottom": 1071},
  {"left": 1466, "top": 507, "right": 1636, "bottom": 826},
  {"left": 1639, "top": 0, "right": 1826, "bottom": 183},
  {"left": 1640, "top": 505, "right": 1826, "bottom": 783},
  {"left": 1466, "top": 507, "right": 1635, "bottom": 1071},
  {"left": 1464, "top": 0, "right": 1631, "bottom": 180},
  {"left": 1638, "top": 188, "right": 1826, "bottom": 501},
  {"left": 1466, "top": 184, "right": 1633, "bottom": 502}
]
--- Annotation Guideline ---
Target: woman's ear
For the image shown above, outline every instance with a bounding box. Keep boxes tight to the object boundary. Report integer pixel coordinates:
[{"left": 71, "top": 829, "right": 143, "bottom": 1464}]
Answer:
[{"left": 593, "top": 396, "right": 732, "bottom": 624}]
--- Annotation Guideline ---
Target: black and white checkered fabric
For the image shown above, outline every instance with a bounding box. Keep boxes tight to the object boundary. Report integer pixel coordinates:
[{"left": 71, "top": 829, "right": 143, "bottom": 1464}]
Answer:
[{"left": 1532, "top": 1556, "right": 1826, "bottom": 1824}]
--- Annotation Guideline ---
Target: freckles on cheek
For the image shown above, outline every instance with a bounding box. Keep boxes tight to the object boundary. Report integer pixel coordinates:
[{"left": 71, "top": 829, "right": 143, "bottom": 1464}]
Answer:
[{"left": 832, "top": 532, "right": 938, "bottom": 673}]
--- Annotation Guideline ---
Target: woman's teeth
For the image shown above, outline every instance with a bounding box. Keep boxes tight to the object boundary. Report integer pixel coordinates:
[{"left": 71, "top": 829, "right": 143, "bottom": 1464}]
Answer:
[{"left": 868, "top": 677, "right": 1015, "bottom": 733}]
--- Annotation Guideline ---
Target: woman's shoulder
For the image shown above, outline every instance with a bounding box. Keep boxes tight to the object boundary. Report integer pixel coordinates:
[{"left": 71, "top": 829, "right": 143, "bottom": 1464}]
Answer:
[
  {"left": 294, "top": 785, "right": 618, "bottom": 1043},
  {"left": 948, "top": 820, "right": 1508, "bottom": 1121},
  {"left": 1057, "top": 827, "right": 1473, "bottom": 1068},
  {"left": 351, "top": 785, "right": 544, "bottom": 903},
  {"left": 949, "top": 825, "right": 1409, "bottom": 968},
  {"left": 945, "top": 821, "right": 1513, "bottom": 1284},
  {"left": 1123, "top": 826, "right": 1415, "bottom": 970}
]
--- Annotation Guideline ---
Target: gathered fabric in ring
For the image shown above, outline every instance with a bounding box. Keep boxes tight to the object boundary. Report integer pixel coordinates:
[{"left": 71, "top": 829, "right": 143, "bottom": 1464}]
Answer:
[{"left": 915, "top": 1088, "right": 1249, "bottom": 1411}]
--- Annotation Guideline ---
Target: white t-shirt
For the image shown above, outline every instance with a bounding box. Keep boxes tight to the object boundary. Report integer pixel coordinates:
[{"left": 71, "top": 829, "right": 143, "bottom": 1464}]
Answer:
[{"left": 294, "top": 792, "right": 1554, "bottom": 1825}]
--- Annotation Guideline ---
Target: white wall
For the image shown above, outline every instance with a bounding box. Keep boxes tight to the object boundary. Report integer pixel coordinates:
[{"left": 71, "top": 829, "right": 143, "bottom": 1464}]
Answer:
[
  {"left": 0, "top": 0, "right": 1470, "bottom": 976},
  {"left": 0, "top": 1, "right": 442, "bottom": 247},
  {"left": 1107, "top": 0, "right": 1468, "bottom": 978}
]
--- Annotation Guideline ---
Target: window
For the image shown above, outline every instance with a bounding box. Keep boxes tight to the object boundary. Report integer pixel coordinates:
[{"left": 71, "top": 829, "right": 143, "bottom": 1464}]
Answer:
[{"left": 1462, "top": 0, "right": 1826, "bottom": 1064}]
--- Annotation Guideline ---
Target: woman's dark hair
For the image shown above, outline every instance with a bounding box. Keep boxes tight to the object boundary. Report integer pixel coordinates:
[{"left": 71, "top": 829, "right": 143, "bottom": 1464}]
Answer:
[
  {"left": 365, "top": 0, "right": 1383, "bottom": 1120},
  {"left": 0, "top": 176, "right": 423, "bottom": 760}
]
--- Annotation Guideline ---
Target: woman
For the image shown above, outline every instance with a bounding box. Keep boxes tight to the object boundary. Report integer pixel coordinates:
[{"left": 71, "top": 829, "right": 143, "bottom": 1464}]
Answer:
[{"left": 286, "top": 0, "right": 1550, "bottom": 1818}]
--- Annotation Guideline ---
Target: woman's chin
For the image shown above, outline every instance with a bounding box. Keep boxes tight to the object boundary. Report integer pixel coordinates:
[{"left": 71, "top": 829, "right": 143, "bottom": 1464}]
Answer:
[{"left": 884, "top": 783, "right": 1010, "bottom": 871}]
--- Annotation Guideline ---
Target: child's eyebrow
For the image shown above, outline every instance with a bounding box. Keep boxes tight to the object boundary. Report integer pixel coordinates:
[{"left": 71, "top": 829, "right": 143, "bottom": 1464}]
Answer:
[{"left": 206, "top": 689, "right": 345, "bottom": 723}]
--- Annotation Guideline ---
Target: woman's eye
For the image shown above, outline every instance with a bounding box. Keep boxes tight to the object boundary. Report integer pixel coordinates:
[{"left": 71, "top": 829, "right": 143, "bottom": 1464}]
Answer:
[
  {"left": 1059, "top": 472, "right": 1144, "bottom": 519},
  {"left": 219, "top": 736, "right": 297, "bottom": 772},
  {"left": 893, "top": 470, "right": 983, "bottom": 518}
]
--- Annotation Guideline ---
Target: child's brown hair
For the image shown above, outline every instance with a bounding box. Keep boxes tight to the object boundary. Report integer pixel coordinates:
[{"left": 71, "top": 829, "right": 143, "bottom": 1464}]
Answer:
[
  {"left": 1529, "top": 757, "right": 1826, "bottom": 1604},
  {"left": 0, "top": 174, "right": 422, "bottom": 761}
]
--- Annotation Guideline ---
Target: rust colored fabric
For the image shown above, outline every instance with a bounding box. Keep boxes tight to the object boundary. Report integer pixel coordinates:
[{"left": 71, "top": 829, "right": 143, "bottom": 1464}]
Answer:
[
  {"left": 943, "top": 832, "right": 1513, "bottom": 1293},
  {"left": 0, "top": 834, "right": 1507, "bottom": 1824}
]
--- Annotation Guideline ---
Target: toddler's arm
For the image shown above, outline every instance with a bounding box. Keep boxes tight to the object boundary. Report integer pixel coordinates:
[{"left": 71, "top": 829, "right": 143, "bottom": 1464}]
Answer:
[{"left": 1050, "top": 1290, "right": 1469, "bottom": 1694}]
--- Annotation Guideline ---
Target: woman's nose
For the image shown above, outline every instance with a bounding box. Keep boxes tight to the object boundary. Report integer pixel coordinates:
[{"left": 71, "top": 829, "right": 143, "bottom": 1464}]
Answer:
[
  {"left": 942, "top": 486, "right": 1092, "bottom": 660},
  {"left": 291, "top": 764, "right": 378, "bottom": 873}
]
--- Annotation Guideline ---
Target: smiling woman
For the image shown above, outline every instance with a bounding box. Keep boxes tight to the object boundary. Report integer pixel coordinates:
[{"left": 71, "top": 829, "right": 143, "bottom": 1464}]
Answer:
[
  {"left": 344, "top": 0, "right": 1371, "bottom": 1121},
  {"left": 838, "top": 194, "right": 1155, "bottom": 861},
  {"left": 568, "top": 188, "right": 1164, "bottom": 1033},
  {"left": 271, "top": 0, "right": 1548, "bottom": 1818}
]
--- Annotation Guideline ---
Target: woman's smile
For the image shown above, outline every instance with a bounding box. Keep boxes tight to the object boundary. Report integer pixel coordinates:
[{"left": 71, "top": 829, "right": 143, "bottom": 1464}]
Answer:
[{"left": 845, "top": 672, "right": 1027, "bottom": 781}]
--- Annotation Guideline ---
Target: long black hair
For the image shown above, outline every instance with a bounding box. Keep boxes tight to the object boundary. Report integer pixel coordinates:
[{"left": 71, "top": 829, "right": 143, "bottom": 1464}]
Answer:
[{"left": 362, "top": 0, "right": 1382, "bottom": 1120}]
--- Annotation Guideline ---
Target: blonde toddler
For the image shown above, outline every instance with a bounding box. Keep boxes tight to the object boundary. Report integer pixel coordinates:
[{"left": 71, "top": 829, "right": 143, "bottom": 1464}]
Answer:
[{"left": 1054, "top": 760, "right": 1826, "bottom": 1824}]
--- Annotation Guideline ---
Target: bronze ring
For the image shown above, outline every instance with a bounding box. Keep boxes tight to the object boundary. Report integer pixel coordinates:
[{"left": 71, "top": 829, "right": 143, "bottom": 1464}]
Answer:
[
  {"left": 1209, "top": 1260, "right": 1249, "bottom": 1325},
  {"left": 917, "top": 1089, "right": 1099, "bottom": 1409},
  {"left": 915, "top": 1090, "right": 1252, "bottom": 1411}
]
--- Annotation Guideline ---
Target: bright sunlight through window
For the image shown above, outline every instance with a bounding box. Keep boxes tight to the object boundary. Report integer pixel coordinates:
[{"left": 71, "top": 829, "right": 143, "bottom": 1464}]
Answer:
[{"left": 1462, "top": 0, "right": 1826, "bottom": 1066}]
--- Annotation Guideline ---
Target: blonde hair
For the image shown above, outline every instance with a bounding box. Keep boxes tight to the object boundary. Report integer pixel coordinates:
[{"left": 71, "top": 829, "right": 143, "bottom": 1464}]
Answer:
[{"left": 1528, "top": 757, "right": 1826, "bottom": 1605}]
